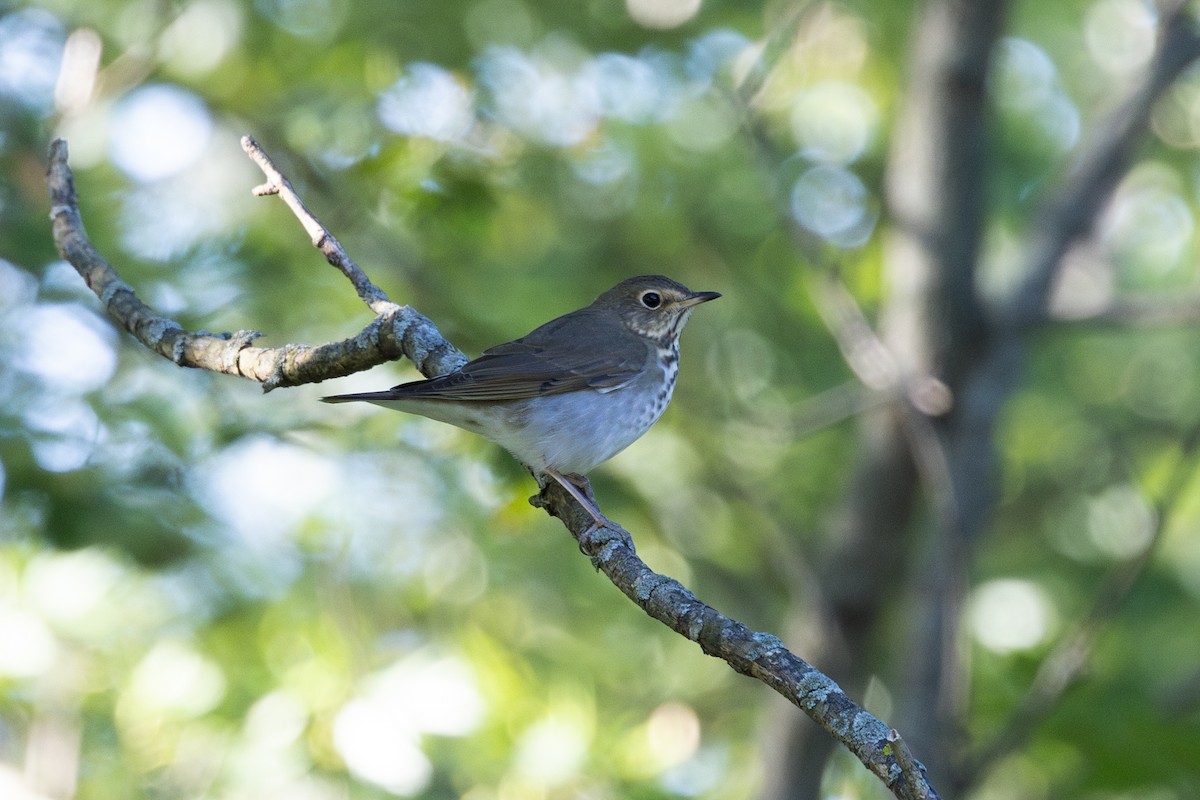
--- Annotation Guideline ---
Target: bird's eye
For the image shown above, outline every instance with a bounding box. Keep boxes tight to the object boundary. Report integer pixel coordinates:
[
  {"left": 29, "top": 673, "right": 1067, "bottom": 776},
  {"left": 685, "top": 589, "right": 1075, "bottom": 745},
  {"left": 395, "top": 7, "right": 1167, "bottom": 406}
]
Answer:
[{"left": 641, "top": 291, "right": 662, "bottom": 309}]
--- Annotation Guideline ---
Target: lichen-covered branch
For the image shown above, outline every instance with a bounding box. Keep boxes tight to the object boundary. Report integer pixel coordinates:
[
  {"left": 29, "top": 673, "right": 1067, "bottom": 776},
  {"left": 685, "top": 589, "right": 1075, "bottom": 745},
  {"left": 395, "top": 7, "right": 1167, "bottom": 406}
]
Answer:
[
  {"left": 532, "top": 483, "right": 939, "bottom": 800},
  {"left": 46, "top": 138, "right": 466, "bottom": 390}
]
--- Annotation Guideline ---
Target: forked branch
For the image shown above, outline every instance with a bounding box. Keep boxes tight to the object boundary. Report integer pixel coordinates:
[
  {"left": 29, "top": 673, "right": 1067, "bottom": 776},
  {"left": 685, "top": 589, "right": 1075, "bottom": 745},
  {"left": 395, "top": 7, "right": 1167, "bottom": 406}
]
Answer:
[{"left": 46, "top": 138, "right": 465, "bottom": 389}]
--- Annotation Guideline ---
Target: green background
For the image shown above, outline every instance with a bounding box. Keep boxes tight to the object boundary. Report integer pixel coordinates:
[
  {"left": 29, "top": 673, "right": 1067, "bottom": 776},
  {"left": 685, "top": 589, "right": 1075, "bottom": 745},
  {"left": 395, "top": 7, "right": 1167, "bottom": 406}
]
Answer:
[{"left": 2, "top": 0, "right": 1200, "bottom": 798}]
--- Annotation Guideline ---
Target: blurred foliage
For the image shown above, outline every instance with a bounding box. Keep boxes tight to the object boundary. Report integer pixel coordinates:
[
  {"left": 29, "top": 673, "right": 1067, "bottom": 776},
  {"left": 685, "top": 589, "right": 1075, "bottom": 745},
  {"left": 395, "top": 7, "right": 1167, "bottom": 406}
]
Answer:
[{"left": 2, "top": 0, "right": 1200, "bottom": 799}]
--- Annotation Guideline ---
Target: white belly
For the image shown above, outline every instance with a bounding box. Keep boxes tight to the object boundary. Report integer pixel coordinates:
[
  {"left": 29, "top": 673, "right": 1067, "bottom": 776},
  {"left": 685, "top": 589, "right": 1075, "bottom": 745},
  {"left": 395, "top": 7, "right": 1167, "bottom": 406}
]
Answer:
[
  {"left": 497, "top": 380, "right": 673, "bottom": 474},
  {"left": 371, "top": 362, "right": 676, "bottom": 475}
]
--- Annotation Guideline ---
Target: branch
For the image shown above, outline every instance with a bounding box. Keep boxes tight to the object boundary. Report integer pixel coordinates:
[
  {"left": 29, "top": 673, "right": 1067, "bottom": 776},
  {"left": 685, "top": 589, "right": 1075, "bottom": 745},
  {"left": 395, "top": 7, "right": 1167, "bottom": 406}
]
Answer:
[
  {"left": 46, "top": 137, "right": 941, "bottom": 800},
  {"left": 240, "top": 135, "right": 394, "bottom": 315},
  {"left": 1050, "top": 294, "right": 1200, "bottom": 327},
  {"left": 733, "top": 0, "right": 819, "bottom": 108},
  {"left": 531, "top": 486, "right": 939, "bottom": 800},
  {"left": 1005, "top": 2, "right": 1200, "bottom": 328},
  {"left": 46, "top": 138, "right": 466, "bottom": 390},
  {"left": 807, "top": 273, "right": 952, "bottom": 418},
  {"left": 882, "top": 0, "right": 1005, "bottom": 382},
  {"left": 805, "top": 272, "right": 961, "bottom": 568}
]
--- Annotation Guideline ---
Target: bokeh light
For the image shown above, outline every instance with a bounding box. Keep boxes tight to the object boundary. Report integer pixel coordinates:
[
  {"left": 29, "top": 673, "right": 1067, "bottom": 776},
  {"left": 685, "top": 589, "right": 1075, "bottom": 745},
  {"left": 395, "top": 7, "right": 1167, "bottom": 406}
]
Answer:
[
  {"left": 330, "top": 658, "right": 481, "bottom": 800},
  {"left": 190, "top": 435, "right": 336, "bottom": 550},
  {"left": 1085, "top": 0, "right": 1157, "bottom": 76},
  {"left": 116, "top": 132, "right": 256, "bottom": 261},
  {"left": 626, "top": 0, "right": 702, "bottom": 30},
  {"left": 513, "top": 708, "right": 592, "bottom": 785},
  {"left": 54, "top": 27, "right": 101, "bottom": 114},
  {"left": 583, "top": 52, "right": 668, "bottom": 123},
  {"left": 790, "top": 80, "right": 878, "bottom": 164},
  {"left": 646, "top": 701, "right": 701, "bottom": 768},
  {"left": 333, "top": 700, "right": 434, "bottom": 795},
  {"left": 109, "top": 84, "right": 214, "bottom": 182},
  {"left": 790, "top": 164, "right": 875, "bottom": 245},
  {"left": 0, "top": 8, "right": 64, "bottom": 112},
  {"left": 125, "top": 640, "right": 227, "bottom": 718},
  {"left": 660, "top": 744, "right": 728, "bottom": 796},
  {"left": 21, "top": 397, "right": 103, "bottom": 473},
  {"left": 1151, "top": 73, "right": 1200, "bottom": 148},
  {"left": 1086, "top": 484, "right": 1156, "bottom": 560},
  {"left": 0, "top": 607, "right": 58, "bottom": 678},
  {"left": 477, "top": 43, "right": 600, "bottom": 146},
  {"left": 969, "top": 579, "right": 1055, "bottom": 653},
  {"left": 254, "top": 0, "right": 346, "bottom": 39},
  {"left": 10, "top": 302, "right": 117, "bottom": 394},
  {"left": 992, "top": 37, "right": 1080, "bottom": 153},
  {"left": 1102, "top": 165, "right": 1196, "bottom": 286},
  {"left": 993, "top": 38, "right": 1058, "bottom": 113},
  {"left": 667, "top": 93, "right": 739, "bottom": 152},
  {"left": 685, "top": 28, "right": 752, "bottom": 87},
  {"left": 24, "top": 549, "right": 129, "bottom": 636},
  {"left": 378, "top": 63, "right": 475, "bottom": 142},
  {"left": 159, "top": 0, "right": 243, "bottom": 76}
]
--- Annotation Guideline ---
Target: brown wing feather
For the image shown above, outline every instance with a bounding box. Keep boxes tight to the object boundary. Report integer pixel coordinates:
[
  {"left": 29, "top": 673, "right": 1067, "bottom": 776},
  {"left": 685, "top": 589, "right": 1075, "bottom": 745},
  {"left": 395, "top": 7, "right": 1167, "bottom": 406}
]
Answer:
[{"left": 323, "top": 306, "right": 647, "bottom": 404}]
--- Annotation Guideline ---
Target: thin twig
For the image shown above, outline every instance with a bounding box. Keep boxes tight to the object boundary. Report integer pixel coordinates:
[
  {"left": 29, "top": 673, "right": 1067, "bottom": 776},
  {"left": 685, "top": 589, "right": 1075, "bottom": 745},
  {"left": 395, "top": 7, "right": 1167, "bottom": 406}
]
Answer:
[
  {"left": 240, "top": 135, "right": 393, "bottom": 315},
  {"left": 789, "top": 380, "right": 886, "bottom": 439},
  {"left": 805, "top": 272, "right": 958, "bottom": 532},
  {"left": 807, "top": 273, "right": 952, "bottom": 416},
  {"left": 1051, "top": 295, "right": 1200, "bottom": 327},
  {"left": 733, "top": 0, "right": 818, "bottom": 108}
]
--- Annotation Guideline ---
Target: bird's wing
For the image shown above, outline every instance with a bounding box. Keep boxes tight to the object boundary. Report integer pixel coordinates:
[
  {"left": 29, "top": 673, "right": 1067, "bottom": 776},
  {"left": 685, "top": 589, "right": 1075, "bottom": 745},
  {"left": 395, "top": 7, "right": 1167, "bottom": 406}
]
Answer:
[{"left": 323, "top": 309, "right": 646, "bottom": 403}]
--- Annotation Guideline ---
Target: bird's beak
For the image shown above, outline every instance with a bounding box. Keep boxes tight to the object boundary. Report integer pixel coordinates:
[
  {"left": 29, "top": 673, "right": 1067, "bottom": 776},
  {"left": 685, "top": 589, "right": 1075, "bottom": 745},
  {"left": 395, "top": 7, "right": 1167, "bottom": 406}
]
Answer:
[{"left": 681, "top": 290, "right": 721, "bottom": 308}]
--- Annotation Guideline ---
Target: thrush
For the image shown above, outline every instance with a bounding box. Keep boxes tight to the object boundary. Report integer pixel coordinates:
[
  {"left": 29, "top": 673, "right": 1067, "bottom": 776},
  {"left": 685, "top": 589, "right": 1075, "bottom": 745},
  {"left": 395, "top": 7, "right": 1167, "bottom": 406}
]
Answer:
[{"left": 322, "top": 275, "right": 720, "bottom": 530}]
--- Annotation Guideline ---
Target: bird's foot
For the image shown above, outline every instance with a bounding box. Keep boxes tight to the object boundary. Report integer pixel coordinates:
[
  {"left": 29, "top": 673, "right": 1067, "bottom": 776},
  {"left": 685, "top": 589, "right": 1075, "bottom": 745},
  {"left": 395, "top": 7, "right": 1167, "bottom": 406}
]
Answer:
[
  {"left": 535, "top": 468, "right": 635, "bottom": 559},
  {"left": 576, "top": 518, "right": 634, "bottom": 561}
]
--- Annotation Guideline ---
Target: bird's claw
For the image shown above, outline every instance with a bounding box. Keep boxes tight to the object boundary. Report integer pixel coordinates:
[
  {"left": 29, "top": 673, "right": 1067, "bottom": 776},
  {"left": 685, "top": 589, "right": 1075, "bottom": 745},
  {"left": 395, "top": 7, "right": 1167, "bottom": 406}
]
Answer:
[{"left": 577, "top": 518, "right": 634, "bottom": 562}]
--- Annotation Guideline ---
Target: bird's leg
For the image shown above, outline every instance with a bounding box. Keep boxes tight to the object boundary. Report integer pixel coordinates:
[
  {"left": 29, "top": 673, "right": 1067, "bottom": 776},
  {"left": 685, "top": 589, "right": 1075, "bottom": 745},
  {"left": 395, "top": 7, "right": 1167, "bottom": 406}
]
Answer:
[
  {"left": 542, "top": 467, "right": 633, "bottom": 553},
  {"left": 543, "top": 467, "right": 610, "bottom": 528}
]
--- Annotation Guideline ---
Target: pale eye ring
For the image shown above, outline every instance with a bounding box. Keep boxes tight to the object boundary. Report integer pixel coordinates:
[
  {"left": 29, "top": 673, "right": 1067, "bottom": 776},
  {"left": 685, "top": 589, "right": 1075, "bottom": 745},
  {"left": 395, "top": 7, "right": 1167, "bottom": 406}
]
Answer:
[{"left": 640, "top": 291, "right": 662, "bottom": 309}]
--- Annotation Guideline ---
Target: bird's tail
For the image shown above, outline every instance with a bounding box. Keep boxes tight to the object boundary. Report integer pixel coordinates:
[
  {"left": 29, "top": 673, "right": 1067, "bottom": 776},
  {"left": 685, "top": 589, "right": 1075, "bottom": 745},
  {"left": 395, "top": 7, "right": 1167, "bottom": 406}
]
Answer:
[{"left": 320, "top": 390, "right": 399, "bottom": 404}]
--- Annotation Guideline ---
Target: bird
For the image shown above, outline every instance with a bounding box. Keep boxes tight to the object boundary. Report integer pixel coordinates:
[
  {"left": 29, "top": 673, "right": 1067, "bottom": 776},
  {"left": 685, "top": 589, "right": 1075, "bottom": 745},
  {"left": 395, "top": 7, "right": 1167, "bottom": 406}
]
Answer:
[{"left": 322, "top": 275, "right": 720, "bottom": 531}]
